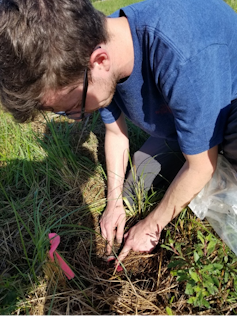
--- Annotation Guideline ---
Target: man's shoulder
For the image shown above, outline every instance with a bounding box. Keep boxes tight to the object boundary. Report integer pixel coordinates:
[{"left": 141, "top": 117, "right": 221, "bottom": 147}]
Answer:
[{"left": 121, "top": 0, "right": 237, "bottom": 64}]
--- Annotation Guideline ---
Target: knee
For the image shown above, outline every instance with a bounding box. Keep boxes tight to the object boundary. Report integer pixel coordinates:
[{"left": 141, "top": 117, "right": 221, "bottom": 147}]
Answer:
[
  {"left": 132, "top": 150, "right": 145, "bottom": 166},
  {"left": 132, "top": 150, "right": 161, "bottom": 173}
]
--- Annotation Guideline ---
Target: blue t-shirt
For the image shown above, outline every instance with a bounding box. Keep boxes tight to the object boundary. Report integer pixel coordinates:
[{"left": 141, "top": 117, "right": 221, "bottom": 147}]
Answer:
[{"left": 100, "top": 0, "right": 237, "bottom": 155}]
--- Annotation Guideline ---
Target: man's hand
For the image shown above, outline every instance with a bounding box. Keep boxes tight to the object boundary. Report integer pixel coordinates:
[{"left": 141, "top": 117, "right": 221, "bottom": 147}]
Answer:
[
  {"left": 116, "top": 214, "right": 162, "bottom": 263},
  {"left": 100, "top": 203, "right": 126, "bottom": 255}
]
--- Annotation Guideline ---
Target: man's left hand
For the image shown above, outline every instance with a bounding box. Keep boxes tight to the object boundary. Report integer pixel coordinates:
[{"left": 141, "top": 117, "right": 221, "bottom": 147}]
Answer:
[{"left": 116, "top": 215, "right": 162, "bottom": 263}]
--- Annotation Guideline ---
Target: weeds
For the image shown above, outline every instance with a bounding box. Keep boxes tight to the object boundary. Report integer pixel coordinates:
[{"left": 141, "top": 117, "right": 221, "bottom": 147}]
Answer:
[{"left": 164, "top": 211, "right": 237, "bottom": 312}]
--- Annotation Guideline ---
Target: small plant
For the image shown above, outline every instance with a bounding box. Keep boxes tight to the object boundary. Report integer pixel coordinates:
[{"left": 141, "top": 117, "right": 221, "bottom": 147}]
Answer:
[
  {"left": 123, "top": 152, "right": 163, "bottom": 220},
  {"left": 163, "top": 221, "right": 237, "bottom": 310}
]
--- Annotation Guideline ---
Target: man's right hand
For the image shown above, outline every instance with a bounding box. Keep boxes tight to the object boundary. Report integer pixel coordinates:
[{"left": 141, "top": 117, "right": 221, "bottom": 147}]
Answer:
[
  {"left": 101, "top": 113, "right": 129, "bottom": 255},
  {"left": 100, "top": 202, "right": 126, "bottom": 255}
]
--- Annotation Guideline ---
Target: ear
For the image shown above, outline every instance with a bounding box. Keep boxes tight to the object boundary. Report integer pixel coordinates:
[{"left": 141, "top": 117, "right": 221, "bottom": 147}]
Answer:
[{"left": 89, "top": 47, "right": 110, "bottom": 72}]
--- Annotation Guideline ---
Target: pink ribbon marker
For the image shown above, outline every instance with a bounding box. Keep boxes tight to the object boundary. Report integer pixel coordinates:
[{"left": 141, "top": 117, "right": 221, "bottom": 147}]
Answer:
[
  {"left": 107, "top": 255, "right": 124, "bottom": 272},
  {"left": 48, "top": 233, "right": 75, "bottom": 280}
]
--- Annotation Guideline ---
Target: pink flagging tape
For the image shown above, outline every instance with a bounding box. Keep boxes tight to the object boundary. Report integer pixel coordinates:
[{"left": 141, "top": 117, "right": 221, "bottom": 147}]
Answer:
[
  {"left": 48, "top": 233, "right": 75, "bottom": 280},
  {"left": 107, "top": 255, "right": 123, "bottom": 272}
]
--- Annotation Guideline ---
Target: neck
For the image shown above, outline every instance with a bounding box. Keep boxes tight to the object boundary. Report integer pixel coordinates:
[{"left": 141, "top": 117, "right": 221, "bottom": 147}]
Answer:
[{"left": 105, "top": 16, "right": 134, "bottom": 80}]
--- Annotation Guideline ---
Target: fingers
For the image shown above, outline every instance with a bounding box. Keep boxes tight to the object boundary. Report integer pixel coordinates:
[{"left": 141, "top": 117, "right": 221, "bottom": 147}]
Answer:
[
  {"left": 116, "top": 243, "right": 131, "bottom": 264},
  {"left": 99, "top": 223, "right": 107, "bottom": 244},
  {"left": 107, "top": 221, "right": 125, "bottom": 255},
  {"left": 100, "top": 219, "right": 111, "bottom": 255},
  {"left": 116, "top": 232, "right": 130, "bottom": 265},
  {"left": 100, "top": 210, "right": 126, "bottom": 254},
  {"left": 106, "top": 229, "right": 116, "bottom": 255},
  {"left": 100, "top": 224, "right": 116, "bottom": 255},
  {"left": 106, "top": 241, "right": 112, "bottom": 256},
  {"left": 123, "top": 231, "right": 129, "bottom": 241},
  {"left": 116, "top": 215, "right": 126, "bottom": 244}
]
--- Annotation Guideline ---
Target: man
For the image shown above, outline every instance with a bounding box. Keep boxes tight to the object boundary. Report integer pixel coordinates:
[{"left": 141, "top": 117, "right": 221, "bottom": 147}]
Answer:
[{"left": 0, "top": 0, "right": 237, "bottom": 265}]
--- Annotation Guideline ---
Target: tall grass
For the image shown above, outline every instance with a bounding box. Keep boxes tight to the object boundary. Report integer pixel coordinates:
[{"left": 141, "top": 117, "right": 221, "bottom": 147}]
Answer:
[{"left": 0, "top": 112, "right": 106, "bottom": 314}]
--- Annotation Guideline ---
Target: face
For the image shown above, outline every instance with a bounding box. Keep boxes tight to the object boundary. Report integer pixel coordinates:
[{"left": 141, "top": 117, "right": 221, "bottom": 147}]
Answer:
[{"left": 43, "top": 71, "right": 117, "bottom": 120}]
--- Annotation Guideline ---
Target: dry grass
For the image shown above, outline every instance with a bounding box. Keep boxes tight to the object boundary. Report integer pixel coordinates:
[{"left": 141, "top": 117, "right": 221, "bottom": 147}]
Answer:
[{"left": 24, "top": 215, "right": 232, "bottom": 315}]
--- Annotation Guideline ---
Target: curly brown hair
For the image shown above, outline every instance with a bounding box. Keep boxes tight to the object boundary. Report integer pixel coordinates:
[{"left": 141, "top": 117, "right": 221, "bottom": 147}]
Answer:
[{"left": 0, "top": 0, "right": 108, "bottom": 122}]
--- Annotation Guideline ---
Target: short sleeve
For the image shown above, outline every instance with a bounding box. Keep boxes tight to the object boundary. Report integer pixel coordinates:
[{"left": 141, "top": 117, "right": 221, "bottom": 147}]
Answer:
[
  {"left": 162, "top": 44, "right": 232, "bottom": 155},
  {"left": 99, "top": 99, "right": 122, "bottom": 124}
]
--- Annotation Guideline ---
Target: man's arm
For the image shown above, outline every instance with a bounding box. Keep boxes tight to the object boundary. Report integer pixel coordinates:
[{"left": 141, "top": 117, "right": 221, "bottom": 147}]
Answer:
[
  {"left": 100, "top": 113, "right": 129, "bottom": 254},
  {"left": 117, "top": 145, "right": 218, "bottom": 262}
]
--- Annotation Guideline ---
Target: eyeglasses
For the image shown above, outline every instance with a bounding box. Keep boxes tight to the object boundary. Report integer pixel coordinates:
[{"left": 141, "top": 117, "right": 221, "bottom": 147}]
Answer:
[{"left": 55, "top": 69, "right": 88, "bottom": 121}]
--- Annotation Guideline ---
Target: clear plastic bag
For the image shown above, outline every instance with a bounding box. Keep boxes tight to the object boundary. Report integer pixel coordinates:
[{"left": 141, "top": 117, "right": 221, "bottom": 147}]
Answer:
[{"left": 189, "top": 154, "right": 237, "bottom": 255}]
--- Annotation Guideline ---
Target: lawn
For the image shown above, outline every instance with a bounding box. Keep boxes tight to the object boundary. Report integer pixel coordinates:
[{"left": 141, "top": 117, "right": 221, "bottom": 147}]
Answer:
[
  {"left": 1, "top": 0, "right": 237, "bottom": 315},
  {"left": 93, "top": 0, "right": 142, "bottom": 15}
]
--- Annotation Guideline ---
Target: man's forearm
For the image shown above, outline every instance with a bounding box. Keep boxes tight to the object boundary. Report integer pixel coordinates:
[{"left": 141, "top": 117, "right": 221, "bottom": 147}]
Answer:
[
  {"left": 100, "top": 115, "right": 129, "bottom": 250},
  {"left": 104, "top": 114, "right": 129, "bottom": 204},
  {"left": 147, "top": 146, "right": 218, "bottom": 230}
]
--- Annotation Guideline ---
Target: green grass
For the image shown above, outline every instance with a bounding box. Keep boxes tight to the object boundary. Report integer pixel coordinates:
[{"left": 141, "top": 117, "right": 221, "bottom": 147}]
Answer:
[
  {"left": 225, "top": 0, "right": 237, "bottom": 11},
  {"left": 93, "top": 0, "right": 237, "bottom": 16},
  {"left": 93, "top": 0, "right": 142, "bottom": 15},
  {"left": 0, "top": 112, "right": 106, "bottom": 314},
  {"left": 1, "top": 0, "right": 237, "bottom": 314}
]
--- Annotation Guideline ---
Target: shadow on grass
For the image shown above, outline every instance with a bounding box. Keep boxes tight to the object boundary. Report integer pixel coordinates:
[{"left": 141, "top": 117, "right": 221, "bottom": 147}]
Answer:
[
  {"left": 0, "top": 114, "right": 174, "bottom": 315},
  {"left": 0, "top": 117, "right": 113, "bottom": 314},
  {"left": 0, "top": 114, "right": 180, "bottom": 315}
]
